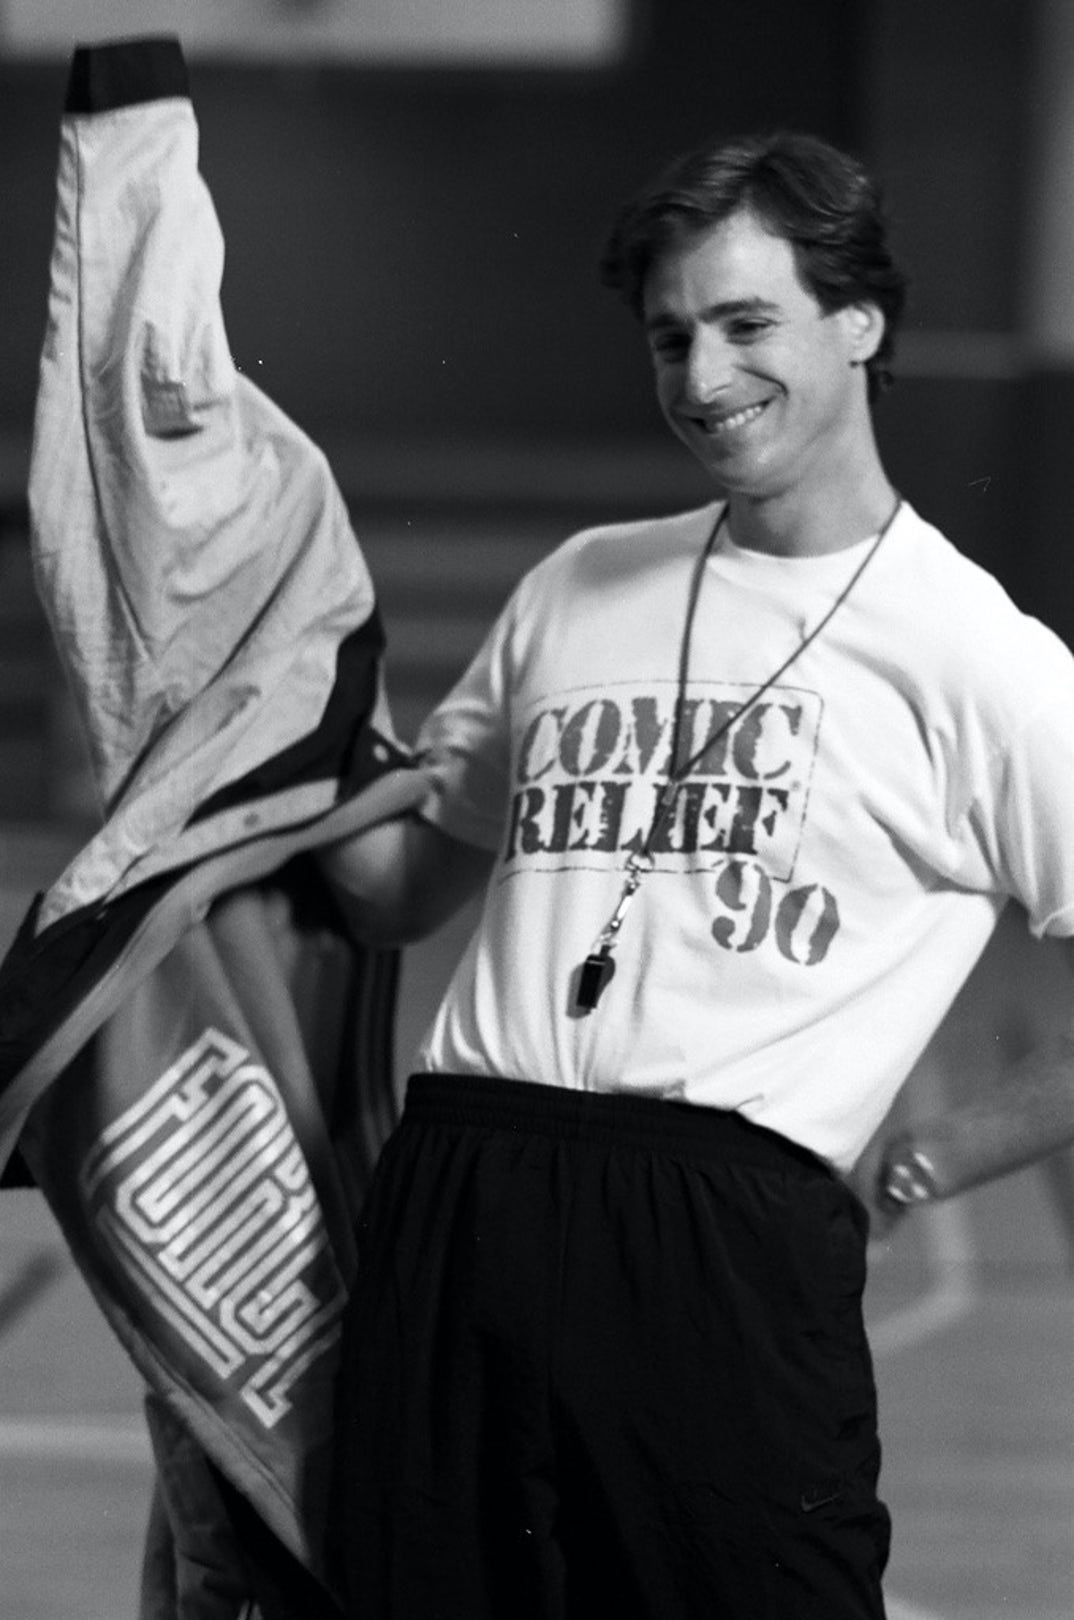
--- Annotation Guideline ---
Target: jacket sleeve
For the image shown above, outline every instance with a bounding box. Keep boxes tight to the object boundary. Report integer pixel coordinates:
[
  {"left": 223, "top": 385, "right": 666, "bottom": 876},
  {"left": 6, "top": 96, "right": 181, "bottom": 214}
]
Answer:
[{"left": 29, "top": 34, "right": 401, "bottom": 929}]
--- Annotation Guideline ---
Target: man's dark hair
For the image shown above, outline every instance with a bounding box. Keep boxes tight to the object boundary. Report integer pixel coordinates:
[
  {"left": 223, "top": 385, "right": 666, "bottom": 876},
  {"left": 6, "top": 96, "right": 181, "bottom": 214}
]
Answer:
[{"left": 600, "top": 130, "right": 909, "bottom": 401}]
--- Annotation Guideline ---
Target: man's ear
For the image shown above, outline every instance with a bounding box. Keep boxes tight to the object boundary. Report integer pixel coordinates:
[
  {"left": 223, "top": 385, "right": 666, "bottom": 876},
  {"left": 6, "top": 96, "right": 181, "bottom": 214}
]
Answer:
[{"left": 844, "top": 300, "right": 885, "bottom": 365}]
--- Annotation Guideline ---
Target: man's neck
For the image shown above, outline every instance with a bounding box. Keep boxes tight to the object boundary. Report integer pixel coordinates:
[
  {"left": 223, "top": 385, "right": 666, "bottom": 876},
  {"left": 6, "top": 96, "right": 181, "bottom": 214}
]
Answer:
[{"left": 724, "top": 459, "right": 898, "bottom": 560}]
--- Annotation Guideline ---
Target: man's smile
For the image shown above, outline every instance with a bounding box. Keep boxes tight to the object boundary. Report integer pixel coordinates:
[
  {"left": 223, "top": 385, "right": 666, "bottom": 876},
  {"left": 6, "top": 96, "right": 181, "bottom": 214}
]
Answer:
[{"left": 687, "top": 398, "right": 773, "bottom": 437}]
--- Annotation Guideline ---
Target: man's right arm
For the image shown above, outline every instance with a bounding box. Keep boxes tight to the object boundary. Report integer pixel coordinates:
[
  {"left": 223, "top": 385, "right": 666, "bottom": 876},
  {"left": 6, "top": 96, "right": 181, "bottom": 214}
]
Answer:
[{"left": 318, "top": 812, "right": 496, "bottom": 946}]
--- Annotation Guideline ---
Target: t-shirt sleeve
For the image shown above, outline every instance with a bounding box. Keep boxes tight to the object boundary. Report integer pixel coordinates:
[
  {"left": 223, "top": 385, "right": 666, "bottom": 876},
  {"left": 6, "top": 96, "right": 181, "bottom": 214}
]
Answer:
[
  {"left": 987, "top": 634, "right": 1074, "bottom": 938},
  {"left": 412, "top": 594, "right": 517, "bottom": 853}
]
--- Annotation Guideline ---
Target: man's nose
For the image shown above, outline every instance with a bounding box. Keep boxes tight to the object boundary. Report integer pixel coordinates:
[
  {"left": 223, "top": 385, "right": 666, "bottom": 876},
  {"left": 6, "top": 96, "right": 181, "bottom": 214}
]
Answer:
[{"left": 683, "top": 330, "right": 734, "bottom": 404}]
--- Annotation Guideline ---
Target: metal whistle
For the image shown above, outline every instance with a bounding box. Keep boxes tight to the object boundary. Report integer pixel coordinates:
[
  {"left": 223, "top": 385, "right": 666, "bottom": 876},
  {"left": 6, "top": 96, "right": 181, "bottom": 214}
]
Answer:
[{"left": 572, "top": 851, "right": 652, "bottom": 1014}]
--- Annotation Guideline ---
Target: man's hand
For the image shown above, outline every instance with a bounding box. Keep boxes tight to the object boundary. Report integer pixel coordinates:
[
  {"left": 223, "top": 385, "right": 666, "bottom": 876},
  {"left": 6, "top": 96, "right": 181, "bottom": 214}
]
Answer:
[
  {"left": 847, "top": 1130, "right": 914, "bottom": 1239},
  {"left": 852, "top": 1051, "right": 1074, "bottom": 1243}
]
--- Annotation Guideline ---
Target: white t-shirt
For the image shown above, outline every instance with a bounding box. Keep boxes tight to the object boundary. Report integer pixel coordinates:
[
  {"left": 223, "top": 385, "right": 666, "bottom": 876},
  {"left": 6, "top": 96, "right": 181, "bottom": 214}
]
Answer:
[{"left": 413, "top": 500, "right": 1074, "bottom": 1169}]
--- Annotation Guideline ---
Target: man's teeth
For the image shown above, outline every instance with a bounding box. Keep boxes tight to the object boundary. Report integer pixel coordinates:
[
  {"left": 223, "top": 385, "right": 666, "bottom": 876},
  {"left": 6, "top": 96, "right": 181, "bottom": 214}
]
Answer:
[{"left": 699, "top": 402, "right": 767, "bottom": 435}]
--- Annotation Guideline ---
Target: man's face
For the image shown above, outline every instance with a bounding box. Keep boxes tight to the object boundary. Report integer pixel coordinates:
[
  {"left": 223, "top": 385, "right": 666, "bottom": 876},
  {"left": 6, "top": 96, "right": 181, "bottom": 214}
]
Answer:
[{"left": 642, "top": 209, "right": 882, "bottom": 501}]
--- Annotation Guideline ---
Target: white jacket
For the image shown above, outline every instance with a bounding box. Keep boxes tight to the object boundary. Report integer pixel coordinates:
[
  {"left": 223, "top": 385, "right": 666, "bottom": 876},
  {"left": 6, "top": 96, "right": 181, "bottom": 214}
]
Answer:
[{"left": 29, "top": 32, "right": 412, "bottom": 933}]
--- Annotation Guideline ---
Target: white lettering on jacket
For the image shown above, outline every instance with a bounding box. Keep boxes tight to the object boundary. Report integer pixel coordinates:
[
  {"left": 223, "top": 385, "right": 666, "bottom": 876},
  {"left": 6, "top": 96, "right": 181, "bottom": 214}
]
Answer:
[{"left": 80, "top": 1028, "right": 346, "bottom": 1429}]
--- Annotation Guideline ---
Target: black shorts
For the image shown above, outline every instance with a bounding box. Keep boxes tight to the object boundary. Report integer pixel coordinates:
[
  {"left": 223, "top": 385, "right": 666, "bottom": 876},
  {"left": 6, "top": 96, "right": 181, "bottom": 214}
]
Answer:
[{"left": 335, "top": 1073, "right": 890, "bottom": 1619}]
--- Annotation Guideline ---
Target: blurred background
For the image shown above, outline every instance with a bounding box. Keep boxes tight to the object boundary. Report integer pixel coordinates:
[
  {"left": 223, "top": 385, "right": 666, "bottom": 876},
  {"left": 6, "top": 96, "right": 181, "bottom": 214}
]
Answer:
[
  {"left": 3, "top": 0, "right": 1074, "bottom": 776},
  {"left": 0, "top": 2, "right": 1073, "bottom": 1617}
]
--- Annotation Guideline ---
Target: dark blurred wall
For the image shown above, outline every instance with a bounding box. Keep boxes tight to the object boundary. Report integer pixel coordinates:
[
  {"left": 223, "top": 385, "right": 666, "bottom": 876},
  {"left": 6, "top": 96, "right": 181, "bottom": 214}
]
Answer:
[
  {"left": 0, "top": 1, "right": 862, "bottom": 462},
  {"left": 1, "top": 0, "right": 1067, "bottom": 638},
  {"left": 862, "top": 0, "right": 1074, "bottom": 649},
  {"left": 863, "top": 0, "right": 1034, "bottom": 613}
]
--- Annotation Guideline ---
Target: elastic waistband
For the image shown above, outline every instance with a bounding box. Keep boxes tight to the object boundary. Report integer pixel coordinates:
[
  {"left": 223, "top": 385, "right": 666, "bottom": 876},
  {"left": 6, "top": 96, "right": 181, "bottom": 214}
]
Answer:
[{"left": 404, "top": 1073, "right": 833, "bottom": 1181}]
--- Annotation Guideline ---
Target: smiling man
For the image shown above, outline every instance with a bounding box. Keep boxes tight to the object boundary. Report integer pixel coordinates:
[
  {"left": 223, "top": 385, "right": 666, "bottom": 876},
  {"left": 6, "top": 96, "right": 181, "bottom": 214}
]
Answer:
[
  {"left": 628, "top": 137, "right": 900, "bottom": 555},
  {"left": 323, "top": 132, "right": 1074, "bottom": 1619}
]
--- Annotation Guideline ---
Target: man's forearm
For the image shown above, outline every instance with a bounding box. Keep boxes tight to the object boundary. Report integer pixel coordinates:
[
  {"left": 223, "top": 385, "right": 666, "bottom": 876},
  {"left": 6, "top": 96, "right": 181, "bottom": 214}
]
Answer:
[
  {"left": 872, "top": 1032, "right": 1074, "bottom": 1214},
  {"left": 319, "top": 813, "right": 494, "bottom": 946}
]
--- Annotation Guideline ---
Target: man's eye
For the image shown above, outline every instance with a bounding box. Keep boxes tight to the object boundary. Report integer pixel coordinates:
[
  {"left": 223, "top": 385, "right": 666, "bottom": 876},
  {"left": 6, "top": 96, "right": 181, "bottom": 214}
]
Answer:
[
  {"left": 729, "top": 319, "right": 771, "bottom": 341},
  {"left": 649, "top": 334, "right": 688, "bottom": 361}
]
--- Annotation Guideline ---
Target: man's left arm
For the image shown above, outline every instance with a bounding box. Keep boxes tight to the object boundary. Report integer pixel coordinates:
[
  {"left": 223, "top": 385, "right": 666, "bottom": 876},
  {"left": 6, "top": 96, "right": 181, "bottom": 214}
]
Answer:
[{"left": 854, "top": 934, "right": 1074, "bottom": 1227}]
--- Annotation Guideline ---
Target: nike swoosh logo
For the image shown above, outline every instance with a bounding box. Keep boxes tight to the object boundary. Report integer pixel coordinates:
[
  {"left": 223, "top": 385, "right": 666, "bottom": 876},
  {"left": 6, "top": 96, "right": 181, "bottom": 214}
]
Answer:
[{"left": 800, "top": 1485, "right": 843, "bottom": 1513}]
